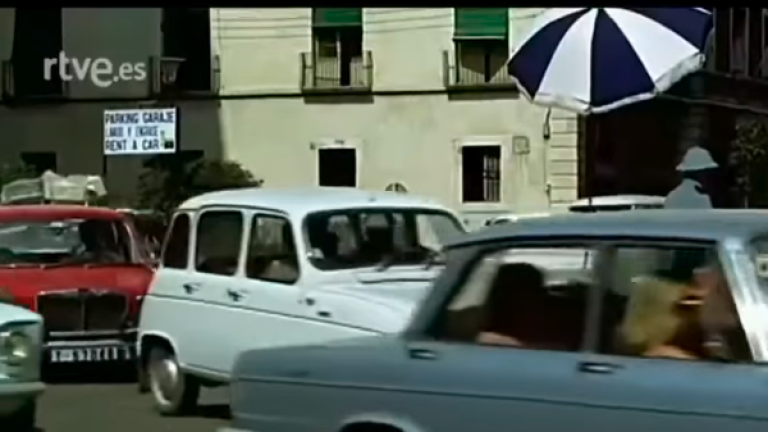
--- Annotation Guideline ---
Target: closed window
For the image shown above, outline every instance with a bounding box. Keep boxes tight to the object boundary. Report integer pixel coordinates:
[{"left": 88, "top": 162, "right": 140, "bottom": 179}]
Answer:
[
  {"left": 245, "top": 215, "right": 299, "bottom": 284},
  {"left": 162, "top": 213, "right": 191, "bottom": 269},
  {"left": 194, "top": 211, "right": 243, "bottom": 276}
]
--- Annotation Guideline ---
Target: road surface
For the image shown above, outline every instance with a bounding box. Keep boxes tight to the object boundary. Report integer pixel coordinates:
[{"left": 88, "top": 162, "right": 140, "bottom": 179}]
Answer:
[{"left": 38, "top": 379, "right": 230, "bottom": 432}]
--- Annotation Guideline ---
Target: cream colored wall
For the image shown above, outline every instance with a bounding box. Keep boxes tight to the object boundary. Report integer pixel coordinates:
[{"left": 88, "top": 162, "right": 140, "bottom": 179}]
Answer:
[
  {"left": 218, "top": 96, "right": 577, "bottom": 214},
  {"left": 0, "top": 7, "right": 579, "bottom": 214},
  {"left": 215, "top": 8, "right": 578, "bottom": 214}
]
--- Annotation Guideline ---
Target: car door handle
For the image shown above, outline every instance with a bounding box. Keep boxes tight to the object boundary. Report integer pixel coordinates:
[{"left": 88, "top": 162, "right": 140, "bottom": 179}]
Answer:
[
  {"left": 316, "top": 309, "right": 332, "bottom": 318},
  {"left": 578, "top": 362, "right": 619, "bottom": 374},
  {"left": 182, "top": 283, "right": 201, "bottom": 294},
  {"left": 226, "top": 289, "right": 246, "bottom": 301},
  {"left": 409, "top": 348, "right": 438, "bottom": 361}
]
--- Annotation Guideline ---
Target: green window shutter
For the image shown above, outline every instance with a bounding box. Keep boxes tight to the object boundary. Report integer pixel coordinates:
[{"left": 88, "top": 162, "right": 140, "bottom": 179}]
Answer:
[
  {"left": 312, "top": 8, "right": 363, "bottom": 27},
  {"left": 454, "top": 8, "right": 509, "bottom": 39}
]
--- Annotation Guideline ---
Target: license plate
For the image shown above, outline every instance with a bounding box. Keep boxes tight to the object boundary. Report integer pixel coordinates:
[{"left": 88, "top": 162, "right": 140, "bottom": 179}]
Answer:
[{"left": 50, "top": 346, "right": 132, "bottom": 363}]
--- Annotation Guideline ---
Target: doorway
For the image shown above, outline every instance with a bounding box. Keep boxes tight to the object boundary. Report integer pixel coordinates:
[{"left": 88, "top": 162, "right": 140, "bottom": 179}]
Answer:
[{"left": 318, "top": 148, "right": 356, "bottom": 187}]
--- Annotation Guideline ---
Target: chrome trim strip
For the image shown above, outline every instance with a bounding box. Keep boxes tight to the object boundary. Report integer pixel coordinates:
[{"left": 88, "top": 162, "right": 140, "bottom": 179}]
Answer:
[
  {"left": 45, "top": 339, "right": 135, "bottom": 347},
  {"left": 47, "top": 328, "right": 137, "bottom": 338}
]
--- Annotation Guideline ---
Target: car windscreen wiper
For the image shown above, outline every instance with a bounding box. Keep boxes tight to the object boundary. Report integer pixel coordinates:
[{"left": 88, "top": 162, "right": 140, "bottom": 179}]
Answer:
[
  {"left": 376, "top": 249, "right": 443, "bottom": 272},
  {"left": 422, "top": 249, "right": 445, "bottom": 270}
]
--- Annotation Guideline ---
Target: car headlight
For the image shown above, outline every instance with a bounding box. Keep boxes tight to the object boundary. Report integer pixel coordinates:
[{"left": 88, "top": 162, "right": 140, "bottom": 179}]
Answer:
[{"left": 0, "top": 329, "right": 32, "bottom": 366}]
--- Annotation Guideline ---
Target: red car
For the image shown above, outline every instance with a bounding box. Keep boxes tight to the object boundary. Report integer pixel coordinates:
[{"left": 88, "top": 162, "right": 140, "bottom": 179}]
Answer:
[{"left": 0, "top": 205, "right": 154, "bottom": 367}]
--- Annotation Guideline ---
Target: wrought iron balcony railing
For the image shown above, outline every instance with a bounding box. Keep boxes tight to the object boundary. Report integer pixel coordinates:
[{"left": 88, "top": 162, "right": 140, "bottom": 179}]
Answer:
[
  {"left": 300, "top": 51, "right": 373, "bottom": 93},
  {"left": 443, "top": 50, "right": 517, "bottom": 90}
]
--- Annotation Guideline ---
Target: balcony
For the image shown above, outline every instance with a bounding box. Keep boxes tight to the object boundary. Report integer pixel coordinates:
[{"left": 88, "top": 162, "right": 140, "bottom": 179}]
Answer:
[
  {"left": 148, "top": 54, "right": 221, "bottom": 98},
  {"left": 443, "top": 50, "right": 517, "bottom": 91},
  {"left": 300, "top": 51, "right": 373, "bottom": 94},
  {"left": 1, "top": 59, "right": 70, "bottom": 103}
]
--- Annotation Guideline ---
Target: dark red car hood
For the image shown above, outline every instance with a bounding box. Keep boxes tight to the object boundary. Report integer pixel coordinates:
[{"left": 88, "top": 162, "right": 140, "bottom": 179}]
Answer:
[{"left": 0, "top": 265, "right": 153, "bottom": 307}]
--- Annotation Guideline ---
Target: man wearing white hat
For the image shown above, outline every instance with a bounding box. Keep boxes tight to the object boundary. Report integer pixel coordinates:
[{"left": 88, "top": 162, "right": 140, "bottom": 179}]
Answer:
[{"left": 664, "top": 146, "right": 719, "bottom": 209}]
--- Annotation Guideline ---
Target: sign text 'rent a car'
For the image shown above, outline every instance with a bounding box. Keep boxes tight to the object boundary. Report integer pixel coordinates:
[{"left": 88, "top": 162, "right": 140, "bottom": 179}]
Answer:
[{"left": 103, "top": 108, "right": 178, "bottom": 156}]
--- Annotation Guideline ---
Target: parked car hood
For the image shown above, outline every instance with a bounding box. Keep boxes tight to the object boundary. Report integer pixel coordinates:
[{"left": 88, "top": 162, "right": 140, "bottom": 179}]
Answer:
[
  {"left": 353, "top": 267, "right": 441, "bottom": 284},
  {"left": 352, "top": 284, "right": 431, "bottom": 313},
  {"left": 0, "top": 301, "right": 42, "bottom": 324}
]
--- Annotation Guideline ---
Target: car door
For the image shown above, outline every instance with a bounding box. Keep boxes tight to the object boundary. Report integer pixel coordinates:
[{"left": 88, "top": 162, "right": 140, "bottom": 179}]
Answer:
[
  {"left": 563, "top": 241, "right": 768, "bottom": 431},
  {"left": 141, "top": 212, "right": 206, "bottom": 370},
  {"left": 389, "top": 242, "right": 607, "bottom": 432},
  {"left": 239, "top": 212, "right": 338, "bottom": 350},
  {"left": 182, "top": 207, "right": 248, "bottom": 376}
]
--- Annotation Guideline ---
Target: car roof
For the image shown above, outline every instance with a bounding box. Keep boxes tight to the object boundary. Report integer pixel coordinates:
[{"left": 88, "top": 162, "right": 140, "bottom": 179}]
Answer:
[
  {"left": 569, "top": 195, "right": 665, "bottom": 208},
  {"left": 178, "top": 187, "right": 451, "bottom": 215},
  {"left": 0, "top": 205, "right": 124, "bottom": 222},
  {"left": 448, "top": 209, "right": 768, "bottom": 249}
]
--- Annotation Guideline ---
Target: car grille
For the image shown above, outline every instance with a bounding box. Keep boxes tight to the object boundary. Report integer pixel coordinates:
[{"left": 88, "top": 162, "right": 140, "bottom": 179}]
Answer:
[{"left": 37, "top": 290, "right": 129, "bottom": 333}]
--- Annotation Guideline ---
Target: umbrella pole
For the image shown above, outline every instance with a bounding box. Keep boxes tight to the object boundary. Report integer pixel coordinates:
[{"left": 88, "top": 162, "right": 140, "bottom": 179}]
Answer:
[{"left": 589, "top": 118, "right": 600, "bottom": 208}]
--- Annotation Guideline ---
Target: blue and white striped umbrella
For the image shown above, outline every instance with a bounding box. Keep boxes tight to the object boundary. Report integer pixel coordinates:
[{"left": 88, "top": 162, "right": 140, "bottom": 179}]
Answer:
[{"left": 507, "top": 8, "right": 713, "bottom": 114}]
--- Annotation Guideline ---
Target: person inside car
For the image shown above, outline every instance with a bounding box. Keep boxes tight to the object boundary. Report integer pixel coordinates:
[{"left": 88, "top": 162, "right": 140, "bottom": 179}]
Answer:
[
  {"left": 70, "top": 220, "right": 125, "bottom": 264},
  {"left": 619, "top": 253, "right": 747, "bottom": 362},
  {"left": 307, "top": 217, "right": 339, "bottom": 261},
  {"left": 476, "top": 263, "right": 546, "bottom": 347},
  {"left": 259, "top": 223, "right": 299, "bottom": 282},
  {"left": 619, "top": 273, "right": 700, "bottom": 360}
]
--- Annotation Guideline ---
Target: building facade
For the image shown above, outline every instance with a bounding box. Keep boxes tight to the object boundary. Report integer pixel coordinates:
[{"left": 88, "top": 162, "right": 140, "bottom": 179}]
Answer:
[{"left": 0, "top": 8, "right": 579, "bottom": 218}]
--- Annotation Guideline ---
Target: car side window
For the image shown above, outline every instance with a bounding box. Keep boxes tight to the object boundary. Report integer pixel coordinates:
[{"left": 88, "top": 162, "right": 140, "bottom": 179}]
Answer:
[
  {"left": 597, "top": 244, "right": 752, "bottom": 363},
  {"left": 245, "top": 215, "right": 299, "bottom": 284},
  {"left": 435, "top": 245, "right": 595, "bottom": 352},
  {"left": 194, "top": 210, "right": 244, "bottom": 276},
  {"left": 162, "top": 213, "right": 191, "bottom": 269}
]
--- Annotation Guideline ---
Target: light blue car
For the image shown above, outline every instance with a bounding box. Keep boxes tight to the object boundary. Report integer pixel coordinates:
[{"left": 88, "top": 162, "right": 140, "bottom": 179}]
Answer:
[
  {"left": 0, "top": 301, "right": 45, "bottom": 431},
  {"left": 224, "top": 210, "right": 768, "bottom": 432}
]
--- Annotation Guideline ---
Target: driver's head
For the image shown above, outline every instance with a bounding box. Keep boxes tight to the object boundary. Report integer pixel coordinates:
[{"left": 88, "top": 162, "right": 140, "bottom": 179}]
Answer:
[
  {"left": 364, "top": 215, "right": 393, "bottom": 252},
  {"left": 308, "top": 217, "right": 337, "bottom": 255},
  {"left": 79, "top": 220, "right": 112, "bottom": 250}
]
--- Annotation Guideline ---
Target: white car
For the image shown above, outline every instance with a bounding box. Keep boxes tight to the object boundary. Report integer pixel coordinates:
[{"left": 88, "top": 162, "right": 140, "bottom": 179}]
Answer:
[
  {"left": 138, "top": 187, "right": 465, "bottom": 415},
  {"left": 0, "top": 302, "right": 45, "bottom": 432},
  {"left": 485, "top": 195, "right": 665, "bottom": 226}
]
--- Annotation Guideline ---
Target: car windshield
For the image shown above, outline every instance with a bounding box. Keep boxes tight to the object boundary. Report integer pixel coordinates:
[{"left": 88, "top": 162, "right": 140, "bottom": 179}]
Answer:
[
  {"left": 305, "top": 208, "right": 464, "bottom": 271},
  {"left": 0, "top": 218, "right": 133, "bottom": 267}
]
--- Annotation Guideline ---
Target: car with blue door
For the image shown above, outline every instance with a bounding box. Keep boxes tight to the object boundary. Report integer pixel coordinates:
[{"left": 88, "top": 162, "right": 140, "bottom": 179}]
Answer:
[{"left": 223, "top": 209, "right": 768, "bottom": 432}]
